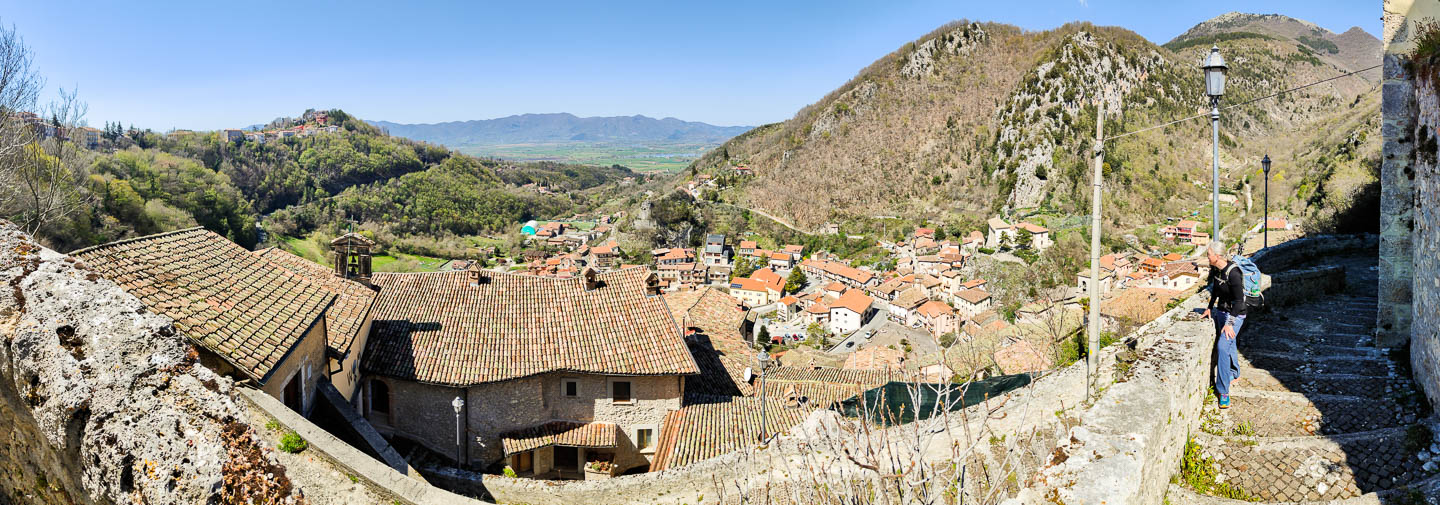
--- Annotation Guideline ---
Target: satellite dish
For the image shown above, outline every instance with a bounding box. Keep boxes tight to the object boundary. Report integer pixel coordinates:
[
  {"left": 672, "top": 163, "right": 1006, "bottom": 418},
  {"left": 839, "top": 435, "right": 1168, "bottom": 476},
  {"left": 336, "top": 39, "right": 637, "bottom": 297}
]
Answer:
[{"left": 743, "top": 367, "right": 754, "bottom": 383}]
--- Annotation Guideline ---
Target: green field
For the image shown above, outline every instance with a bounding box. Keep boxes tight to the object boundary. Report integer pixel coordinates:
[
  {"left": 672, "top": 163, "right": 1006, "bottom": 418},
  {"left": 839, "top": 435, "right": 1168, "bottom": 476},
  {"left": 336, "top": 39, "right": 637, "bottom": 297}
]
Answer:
[
  {"left": 277, "top": 233, "right": 448, "bottom": 272},
  {"left": 456, "top": 142, "right": 714, "bottom": 174}
]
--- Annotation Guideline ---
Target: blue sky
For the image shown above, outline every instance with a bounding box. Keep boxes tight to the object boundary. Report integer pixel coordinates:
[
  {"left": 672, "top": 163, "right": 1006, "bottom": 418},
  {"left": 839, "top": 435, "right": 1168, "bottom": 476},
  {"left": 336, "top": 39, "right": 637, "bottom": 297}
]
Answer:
[{"left": 3, "top": 1, "right": 1375, "bottom": 131}]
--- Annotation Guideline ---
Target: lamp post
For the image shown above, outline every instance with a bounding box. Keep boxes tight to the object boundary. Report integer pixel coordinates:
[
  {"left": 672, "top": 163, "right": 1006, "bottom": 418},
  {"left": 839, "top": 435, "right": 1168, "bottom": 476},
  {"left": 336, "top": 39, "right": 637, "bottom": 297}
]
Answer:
[
  {"left": 1202, "top": 45, "right": 1228, "bottom": 243},
  {"left": 451, "top": 396, "right": 465, "bottom": 466},
  {"left": 1261, "top": 154, "right": 1271, "bottom": 249}
]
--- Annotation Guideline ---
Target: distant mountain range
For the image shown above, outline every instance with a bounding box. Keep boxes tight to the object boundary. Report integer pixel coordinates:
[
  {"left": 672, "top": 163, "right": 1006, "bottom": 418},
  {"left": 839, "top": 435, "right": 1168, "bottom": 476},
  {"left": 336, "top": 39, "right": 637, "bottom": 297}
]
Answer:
[{"left": 369, "top": 113, "right": 753, "bottom": 146}]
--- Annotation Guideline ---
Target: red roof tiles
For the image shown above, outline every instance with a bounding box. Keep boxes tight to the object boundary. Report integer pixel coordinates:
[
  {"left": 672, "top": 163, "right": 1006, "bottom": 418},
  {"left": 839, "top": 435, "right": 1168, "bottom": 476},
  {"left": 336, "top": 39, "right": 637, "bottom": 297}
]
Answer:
[
  {"left": 363, "top": 267, "right": 698, "bottom": 386},
  {"left": 73, "top": 228, "right": 335, "bottom": 384},
  {"left": 255, "top": 248, "right": 377, "bottom": 356}
]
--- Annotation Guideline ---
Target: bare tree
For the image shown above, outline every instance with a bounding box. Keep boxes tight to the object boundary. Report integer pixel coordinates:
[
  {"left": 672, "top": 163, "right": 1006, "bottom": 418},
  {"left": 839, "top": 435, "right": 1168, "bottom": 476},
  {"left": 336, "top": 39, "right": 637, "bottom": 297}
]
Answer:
[
  {"left": 9, "top": 87, "right": 93, "bottom": 237},
  {"left": 0, "top": 21, "right": 44, "bottom": 204}
]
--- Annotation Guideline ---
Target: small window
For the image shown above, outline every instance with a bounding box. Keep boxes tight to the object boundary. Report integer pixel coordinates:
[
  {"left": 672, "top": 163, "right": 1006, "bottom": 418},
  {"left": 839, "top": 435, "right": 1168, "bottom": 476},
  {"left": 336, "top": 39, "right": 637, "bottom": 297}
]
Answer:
[
  {"left": 636, "top": 428, "right": 655, "bottom": 451},
  {"left": 370, "top": 379, "right": 390, "bottom": 415},
  {"left": 563, "top": 379, "right": 579, "bottom": 397},
  {"left": 611, "top": 380, "right": 632, "bottom": 403}
]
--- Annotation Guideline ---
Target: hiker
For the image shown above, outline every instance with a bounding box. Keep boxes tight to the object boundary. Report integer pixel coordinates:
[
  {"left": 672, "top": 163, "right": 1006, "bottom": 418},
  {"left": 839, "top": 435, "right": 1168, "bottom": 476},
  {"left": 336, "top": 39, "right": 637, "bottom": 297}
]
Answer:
[{"left": 1202, "top": 240, "right": 1246, "bottom": 409}]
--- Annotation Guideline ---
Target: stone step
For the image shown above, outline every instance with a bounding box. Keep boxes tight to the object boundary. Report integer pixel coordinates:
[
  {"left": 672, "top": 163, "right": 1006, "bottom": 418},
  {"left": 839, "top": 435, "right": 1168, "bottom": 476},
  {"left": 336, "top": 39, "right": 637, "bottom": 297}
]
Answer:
[
  {"left": 1233, "top": 369, "right": 1404, "bottom": 398},
  {"left": 1239, "top": 352, "right": 1391, "bottom": 378},
  {"left": 1238, "top": 337, "right": 1381, "bottom": 357},
  {"left": 1240, "top": 328, "right": 1376, "bottom": 349},
  {"left": 1214, "top": 391, "right": 1416, "bottom": 437},
  {"left": 1184, "top": 426, "right": 1434, "bottom": 502}
]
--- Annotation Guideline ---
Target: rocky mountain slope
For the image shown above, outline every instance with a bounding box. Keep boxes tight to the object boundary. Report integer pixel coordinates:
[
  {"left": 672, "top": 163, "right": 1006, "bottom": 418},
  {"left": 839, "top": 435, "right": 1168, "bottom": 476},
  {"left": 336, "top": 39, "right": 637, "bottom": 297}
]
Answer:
[{"left": 685, "top": 13, "right": 1381, "bottom": 240}]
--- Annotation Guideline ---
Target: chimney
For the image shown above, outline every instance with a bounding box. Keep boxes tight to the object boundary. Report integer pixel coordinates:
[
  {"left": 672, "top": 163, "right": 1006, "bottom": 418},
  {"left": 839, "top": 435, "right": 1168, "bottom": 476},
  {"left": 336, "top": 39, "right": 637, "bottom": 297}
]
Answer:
[
  {"left": 644, "top": 272, "right": 662, "bottom": 296},
  {"left": 330, "top": 232, "right": 375, "bottom": 286},
  {"left": 466, "top": 260, "right": 489, "bottom": 286},
  {"left": 581, "top": 267, "right": 600, "bottom": 291}
]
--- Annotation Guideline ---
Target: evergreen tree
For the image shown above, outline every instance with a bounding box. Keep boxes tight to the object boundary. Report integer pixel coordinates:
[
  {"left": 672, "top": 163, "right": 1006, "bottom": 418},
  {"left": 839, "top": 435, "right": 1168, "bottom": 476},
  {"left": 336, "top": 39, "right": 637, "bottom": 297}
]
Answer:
[{"left": 785, "top": 267, "right": 808, "bottom": 293}]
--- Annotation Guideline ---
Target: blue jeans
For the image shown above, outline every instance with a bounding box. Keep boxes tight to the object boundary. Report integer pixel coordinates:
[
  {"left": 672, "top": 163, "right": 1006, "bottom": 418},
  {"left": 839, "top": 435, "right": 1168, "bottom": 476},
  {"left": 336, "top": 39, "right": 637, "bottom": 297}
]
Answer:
[{"left": 1213, "top": 309, "right": 1245, "bottom": 396}]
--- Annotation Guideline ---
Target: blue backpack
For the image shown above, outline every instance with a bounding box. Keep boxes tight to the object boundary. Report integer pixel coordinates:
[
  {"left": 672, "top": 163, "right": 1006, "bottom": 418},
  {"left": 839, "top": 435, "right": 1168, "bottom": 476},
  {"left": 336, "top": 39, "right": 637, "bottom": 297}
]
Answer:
[{"left": 1226, "top": 255, "right": 1269, "bottom": 307}]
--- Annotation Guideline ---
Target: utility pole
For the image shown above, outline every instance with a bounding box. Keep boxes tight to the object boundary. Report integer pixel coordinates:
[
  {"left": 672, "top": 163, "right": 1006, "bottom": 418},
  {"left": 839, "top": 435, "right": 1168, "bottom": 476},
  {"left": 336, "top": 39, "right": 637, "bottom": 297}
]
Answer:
[{"left": 1086, "top": 104, "right": 1105, "bottom": 397}]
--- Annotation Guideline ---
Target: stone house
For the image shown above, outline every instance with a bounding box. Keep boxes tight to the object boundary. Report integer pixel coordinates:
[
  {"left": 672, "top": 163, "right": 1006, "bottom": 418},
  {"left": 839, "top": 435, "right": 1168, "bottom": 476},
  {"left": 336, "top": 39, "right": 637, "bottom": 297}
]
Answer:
[
  {"left": 254, "top": 234, "right": 379, "bottom": 404},
  {"left": 1016, "top": 222, "right": 1053, "bottom": 252},
  {"left": 767, "top": 251, "right": 795, "bottom": 271},
  {"left": 737, "top": 240, "right": 757, "bottom": 256},
  {"left": 954, "top": 288, "right": 993, "bottom": 318},
  {"left": 799, "top": 259, "right": 877, "bottom": 290},
  {"left": 360, "top": 266, "right": 698, "bottom": 478},
  {"left": 587, "top": 240, "right": 622, "bottom": 269},
  {"left": 1076, "top": 268, "right": 1115, "bottom": 297},
  {"left": 74, "top": 228, "right": 334, "bottom": 416},
  {"left": 728, "top": 275, "right": 782, "bottom": 307},
  {"left": 887, "top": 286, "right": 929, "bottom": 325},
  {"left": 986, "top": 217, "right": 1015, "bottom": 249}
]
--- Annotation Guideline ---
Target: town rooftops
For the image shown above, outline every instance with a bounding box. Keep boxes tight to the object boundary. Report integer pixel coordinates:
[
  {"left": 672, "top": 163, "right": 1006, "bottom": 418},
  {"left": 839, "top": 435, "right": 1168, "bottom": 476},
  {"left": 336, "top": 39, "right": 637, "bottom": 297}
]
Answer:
[
  {"left": 961, "top": 278, "right": 988, "bottom": 290},
  {"left": 1162, "top": 253, "right": 1183, "bottom": 262},
  {"left": 1176, "top": 220, "right": 1200, "bottom": 230},
  {"left": 783, "top": 244, "right": 804, "bottom": 254},
  {"left": 73, "top": 228, "right": 336, "bottom": 384},
  {"left": 769, "top": 251, "right": 791, "bottom": 261},
  {"left": 778, "top": 295, "right": 799, "bottom": 305},
  {"left": 807, "top": 259, "right": 876, "bottom": 285},
  {"left": 992, "top": 338, "right": 1052, "bottom": 375},
  {"left": 255, "top": 248, "right": 377, "bottom": 356},
  {"left": 892, "top": 286, "right": 929, "bottom": 310},
  {"left": 730, "top": 277, "right": 779, "bottom": 294},
  {"left": 751, "top": 268, "right": 783, "bottom": 287},
  {"left": 705, "top": 233, "right": 725, "bottom": 244},
  {"left": 739, "top": 240, "right": 758, "bottom": 249},
  {"left": 363, "top": 266, "right": 698, "bottom": 386},
  {"left": 988, "top": 217, "right": 1011, "bottom": 230}
]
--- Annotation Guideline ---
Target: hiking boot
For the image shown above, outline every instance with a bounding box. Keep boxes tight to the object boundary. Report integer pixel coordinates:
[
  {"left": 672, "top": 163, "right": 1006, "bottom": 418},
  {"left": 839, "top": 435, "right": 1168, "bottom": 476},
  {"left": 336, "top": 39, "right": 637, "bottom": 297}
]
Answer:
[{"left": 1219, "top": 395, "right": 1231, "bottom": 409}]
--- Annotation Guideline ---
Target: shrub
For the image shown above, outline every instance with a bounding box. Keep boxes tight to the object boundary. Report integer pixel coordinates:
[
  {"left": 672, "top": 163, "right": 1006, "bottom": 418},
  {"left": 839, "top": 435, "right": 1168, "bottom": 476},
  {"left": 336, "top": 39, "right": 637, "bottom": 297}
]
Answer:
[
  {"left": 278, "top": 431, "right": 308, "bottom": 453},
  {"left": 503, "top": 466, "right": 518, "bottom": 478}
]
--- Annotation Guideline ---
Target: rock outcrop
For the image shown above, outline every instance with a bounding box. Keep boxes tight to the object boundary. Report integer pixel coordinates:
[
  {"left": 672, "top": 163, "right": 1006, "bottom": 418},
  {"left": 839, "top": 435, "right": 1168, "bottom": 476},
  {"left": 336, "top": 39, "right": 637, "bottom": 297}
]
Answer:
[{"left": 0, "top": 221, "right": 301, "bottom": 505}]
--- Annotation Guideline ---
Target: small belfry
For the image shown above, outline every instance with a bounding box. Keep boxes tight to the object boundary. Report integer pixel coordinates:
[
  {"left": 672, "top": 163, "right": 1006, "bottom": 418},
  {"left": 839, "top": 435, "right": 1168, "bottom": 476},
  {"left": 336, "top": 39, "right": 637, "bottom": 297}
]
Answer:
[{"left": 330, "top": 232, "right": 375, "bottom": 286}]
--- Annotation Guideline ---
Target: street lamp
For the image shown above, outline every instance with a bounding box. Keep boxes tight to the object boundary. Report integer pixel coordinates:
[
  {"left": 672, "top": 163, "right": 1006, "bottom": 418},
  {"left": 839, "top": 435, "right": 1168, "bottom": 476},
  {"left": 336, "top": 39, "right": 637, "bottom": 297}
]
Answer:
[
  {"left": 1201, "top": 45, "right": 1228, "bottom": 243},
  {"left": 1261, "top": 154, "right": 1271, "bottom": 249},
  {"left": 451, "top": 396, "right": 465, "bottom": 466}
]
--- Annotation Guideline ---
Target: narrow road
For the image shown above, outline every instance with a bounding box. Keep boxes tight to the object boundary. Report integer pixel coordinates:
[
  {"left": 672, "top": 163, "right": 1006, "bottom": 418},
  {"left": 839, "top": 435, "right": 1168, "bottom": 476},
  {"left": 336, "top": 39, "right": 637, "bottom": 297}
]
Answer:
[
  {"left": 709, "top": 201, "right": 812, "bottom": 236},
  {"left": 1169, "top": 253, "right": 1440, "bottom": 503}
]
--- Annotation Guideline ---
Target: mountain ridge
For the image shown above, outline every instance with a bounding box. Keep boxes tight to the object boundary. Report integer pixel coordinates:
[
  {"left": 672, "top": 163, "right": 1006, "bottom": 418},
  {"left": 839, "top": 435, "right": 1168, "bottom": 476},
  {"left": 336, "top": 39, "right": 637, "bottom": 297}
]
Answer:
[{"left": 369, "top": 113, "right": 753, "bottom": 146}]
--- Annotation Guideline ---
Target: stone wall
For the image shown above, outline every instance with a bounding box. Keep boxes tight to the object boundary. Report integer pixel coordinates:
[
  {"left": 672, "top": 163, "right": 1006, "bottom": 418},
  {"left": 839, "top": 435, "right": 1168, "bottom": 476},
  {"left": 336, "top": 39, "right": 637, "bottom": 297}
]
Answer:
[
  {"left": 259, "top": 318, "right": 329, "bottom": 415},
  {"left": 1384, "top": 0, "right": 1440, "bottom": 416},
  {"left": 0, "top": 222, "right": 301, "bottom": 504},
  {"left": 368, "top": 372, "right": 679, "bottom": 470}
]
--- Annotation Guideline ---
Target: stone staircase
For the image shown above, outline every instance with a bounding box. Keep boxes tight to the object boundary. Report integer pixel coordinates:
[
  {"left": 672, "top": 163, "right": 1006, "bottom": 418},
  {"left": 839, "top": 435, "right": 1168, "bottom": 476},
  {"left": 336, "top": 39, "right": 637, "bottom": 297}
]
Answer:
[{"left": 1169, "top": 253, "right": 1440, "bottom": 504}]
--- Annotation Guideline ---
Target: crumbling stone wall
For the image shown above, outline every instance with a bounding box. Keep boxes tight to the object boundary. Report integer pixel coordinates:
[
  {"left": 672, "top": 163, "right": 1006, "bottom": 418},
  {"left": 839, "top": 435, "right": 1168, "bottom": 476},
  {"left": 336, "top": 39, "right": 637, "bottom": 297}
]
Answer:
[{"left": 0, "top": 222, "right": 302, "bottom": 504}]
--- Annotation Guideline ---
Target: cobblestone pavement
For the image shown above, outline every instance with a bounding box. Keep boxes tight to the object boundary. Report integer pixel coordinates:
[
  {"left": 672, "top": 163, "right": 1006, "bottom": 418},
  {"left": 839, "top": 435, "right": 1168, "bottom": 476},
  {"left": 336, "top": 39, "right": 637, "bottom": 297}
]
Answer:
[{"left": 1171, "top": 253, "right": 1440, "bottom": 503}]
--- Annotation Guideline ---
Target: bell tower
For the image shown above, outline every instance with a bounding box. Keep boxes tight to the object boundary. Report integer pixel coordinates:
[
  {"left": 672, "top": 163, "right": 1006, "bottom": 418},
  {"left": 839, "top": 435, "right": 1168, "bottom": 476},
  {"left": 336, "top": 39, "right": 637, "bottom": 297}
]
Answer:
[{"left": 330, "top": 232, "right": 374, "bottom": 285}]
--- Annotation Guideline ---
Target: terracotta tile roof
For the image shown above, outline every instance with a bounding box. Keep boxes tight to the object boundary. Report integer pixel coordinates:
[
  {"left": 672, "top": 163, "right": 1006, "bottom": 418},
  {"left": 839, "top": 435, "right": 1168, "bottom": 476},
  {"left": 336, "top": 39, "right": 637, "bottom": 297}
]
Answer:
[
  {"left": 831, "top": 289, "right": 874, "bottom": 315},
  {"left": 914, "top": 227, "right": 935, "bottom": 237},
  {"left": 1142, "top": 257, "right": 1164, "bottom": 267},
  {"left": 590, "top": 240, "right": 619, "bottom": 255},
  {"left": 782, "top": 245, "right": 803, "bottom": 254},
  {"left": 364, "top": 267, "right": 698, "bottom": 386},
  {"left": 843, "top": 346, "right": 905, "bottom": 372},
  {"left": 751, "top": 268, "right": 783, "bottom": 287},
  {"left": 916, "top": 300, "right": 955, "bottom": 318},
  {"left": 992, "top": 338, "right": 1052, "bottom": 374},
  {"left": 1177, "top": 220, "right": 1200, "bottom": 229},
  {"left": 956, "top": 288, "right": 991, "bottom": 305},
  {"left": 769, "top": 251, "right": 791, "bottom": 261},
  {"left": 255, "top": 248, "right": 377, "bottom": 356},
  {"left": 501, "top": 421, "right": 617, "bottom": 455},
  {"left": 961, "top": 278, "right": 987, "bottom": 290},
  {"left": 806, "top": 303, "right": 830, "bottom": 315},
  {"left": 1101, "top": 287, "right": 1184, "bottom": 323},
  {"left": 650, "top": 396, "right": 808, "bottom": 471},
  {"left": 778, "top": 295, "right": 799, "bottom": 305},
  {"left": 764, "top": 366, "right": 893, "bottom": 385},
  {"left": 739, "top": 240, "right": 757, "bottom": 249},
  {"left": 730, "top": 277, "right": 779, "bottom": 294},
  {"left": 664, "top": 287, "right": 756, "bottom": 399},
  {"left": 965, "top": 230, "right": 985, "bottom": 244},
  {"left": 892, "top": 287, "right": 928, "bottom": 310},
  {"left": 1017, "top": 222, "right": 1049, "bottom": 234},
  {"left": 1162, "top": 253, "right": 1183, "bottom": 262},
  {"left": 987, "top": 217, "right": 1011, "bottom": 230},
  {"left": 73, "top": 228, "right": 335, "bottom": 384},
  {"left": 825, "top": 281, "right": 846, "bottom": 292}
]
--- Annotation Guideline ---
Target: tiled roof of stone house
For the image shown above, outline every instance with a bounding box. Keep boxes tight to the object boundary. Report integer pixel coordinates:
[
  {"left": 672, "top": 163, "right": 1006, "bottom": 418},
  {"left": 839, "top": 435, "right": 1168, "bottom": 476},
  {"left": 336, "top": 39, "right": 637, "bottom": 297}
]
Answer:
[
  {"left": 650, "top": 396, "right": 808, "bottom": 471},
  {"left": 255, "top": 248, "right": 377, "bottom": 357},
  {"left": 72, "top": 227, "right": 335, "bottom": 384},
  {"left": 500, "top": 421, "right": 617, "bottom": 456},
  {"left": 363, "top": 267, "right": 698, "bottom": 386},
  {"left": 664, "top": 288, "right": 757, "bottom": 399}
]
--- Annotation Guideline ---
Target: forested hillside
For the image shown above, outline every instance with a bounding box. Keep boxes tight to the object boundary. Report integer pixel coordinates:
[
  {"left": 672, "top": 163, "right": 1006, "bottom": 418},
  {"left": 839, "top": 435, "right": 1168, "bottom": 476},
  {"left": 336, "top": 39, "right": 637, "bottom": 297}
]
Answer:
[
  {"left": 683, "top": 13, "right": 1380, "bottom": 245},
  {"left": 31, "top": 109, "right": 639, "bottom": 253}
]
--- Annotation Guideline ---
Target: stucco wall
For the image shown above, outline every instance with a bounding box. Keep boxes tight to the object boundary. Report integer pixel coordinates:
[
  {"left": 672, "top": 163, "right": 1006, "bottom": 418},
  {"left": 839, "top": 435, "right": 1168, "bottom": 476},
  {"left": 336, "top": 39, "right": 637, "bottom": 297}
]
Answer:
[
  {"left": 368, "top": 373, "right": 679, "bottom": 472},
  {"left": 259, "top": 318, "right": 330, "bottom": 415},
  {"left": 333, "top": 315, "right": 375, "bottom": 403}
]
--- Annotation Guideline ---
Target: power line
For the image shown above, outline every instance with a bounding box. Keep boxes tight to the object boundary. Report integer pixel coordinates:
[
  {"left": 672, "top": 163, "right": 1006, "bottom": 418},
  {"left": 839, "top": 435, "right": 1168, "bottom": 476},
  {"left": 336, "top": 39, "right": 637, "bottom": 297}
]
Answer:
[{"left": 1103, "top": 63, "right": 1381, "bottom": 142}]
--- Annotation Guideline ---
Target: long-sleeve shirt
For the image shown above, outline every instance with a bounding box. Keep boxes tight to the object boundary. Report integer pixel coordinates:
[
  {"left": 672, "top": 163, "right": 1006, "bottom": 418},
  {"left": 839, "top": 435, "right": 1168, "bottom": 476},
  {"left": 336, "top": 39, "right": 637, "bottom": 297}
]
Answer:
[{"left": 1206, "top": 262, "right": 1248, "bottom": 317}]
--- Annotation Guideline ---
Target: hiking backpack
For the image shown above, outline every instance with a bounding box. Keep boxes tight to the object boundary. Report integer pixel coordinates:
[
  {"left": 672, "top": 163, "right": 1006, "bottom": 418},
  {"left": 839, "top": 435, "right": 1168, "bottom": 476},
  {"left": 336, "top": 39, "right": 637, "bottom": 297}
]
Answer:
[{"left": 1226, "top": 255, "right": 1271, "bottom": 308}]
